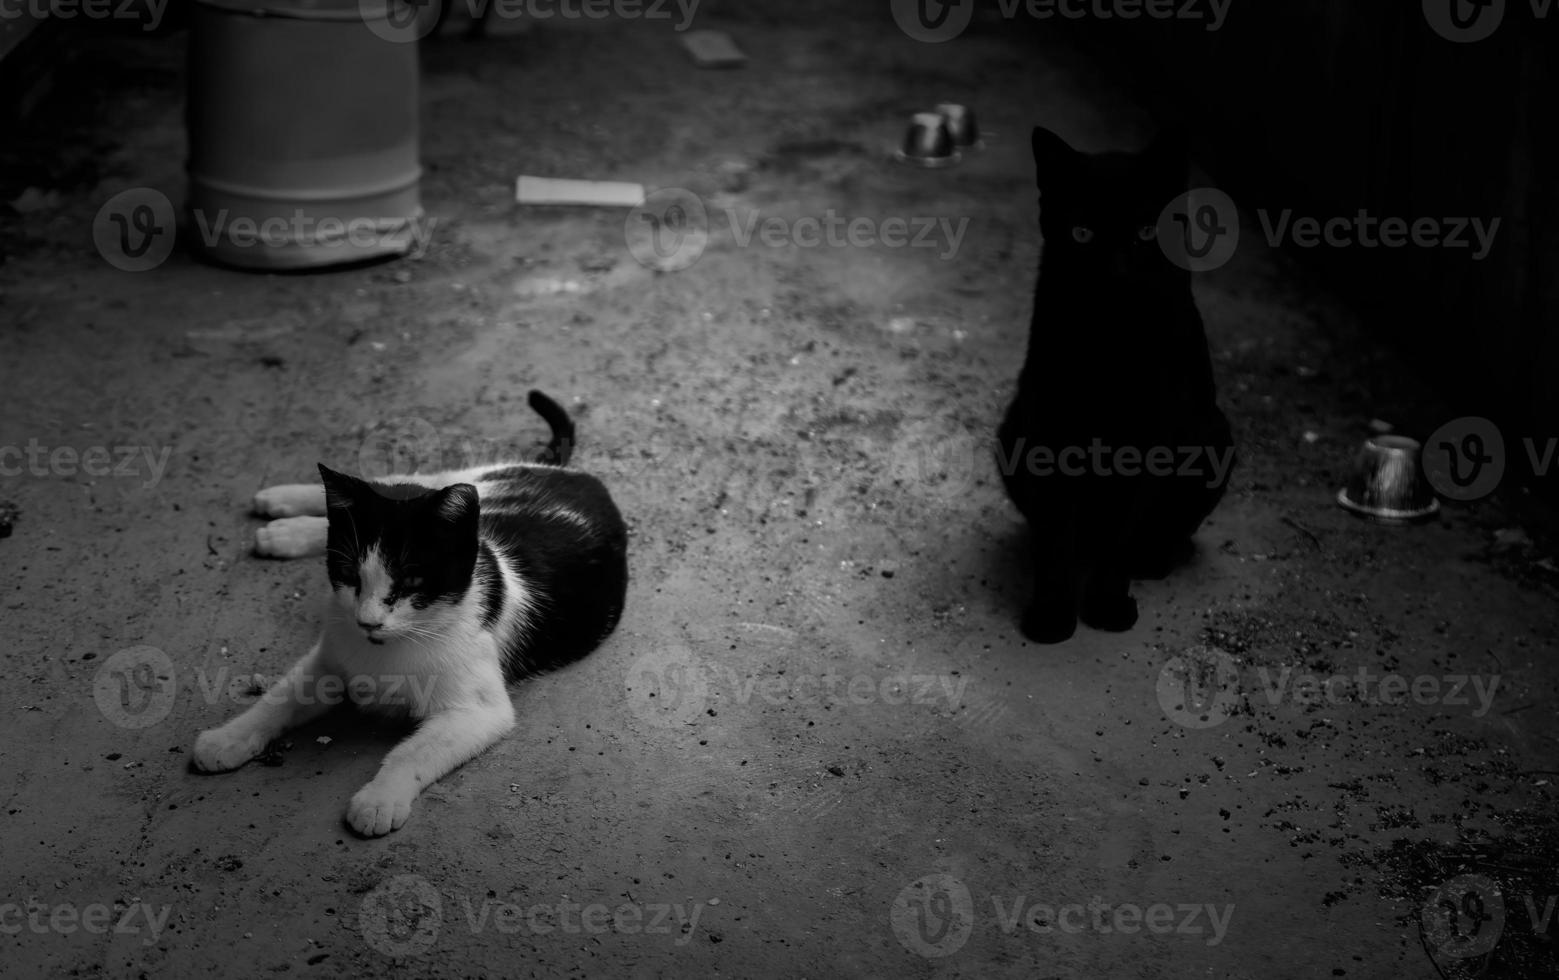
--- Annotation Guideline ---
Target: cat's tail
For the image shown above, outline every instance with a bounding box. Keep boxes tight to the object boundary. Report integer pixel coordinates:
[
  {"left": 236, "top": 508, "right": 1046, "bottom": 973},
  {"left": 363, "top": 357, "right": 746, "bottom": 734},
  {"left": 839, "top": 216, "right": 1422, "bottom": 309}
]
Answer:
[{"left": 527, "top": 390, "right": 575, "bottom": 466}]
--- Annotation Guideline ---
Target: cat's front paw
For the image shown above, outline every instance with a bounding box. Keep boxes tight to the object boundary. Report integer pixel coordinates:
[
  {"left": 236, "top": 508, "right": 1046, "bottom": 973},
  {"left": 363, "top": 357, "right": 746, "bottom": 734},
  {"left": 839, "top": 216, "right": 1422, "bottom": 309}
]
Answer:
[
  {"left": 1079, "top": 590, "right": 1139, "bottom": 633},
  {"left": 1021, "top": 599, "right": 1077, "bottom": 644},
  {"left": 346, "top": 777, "right": 418, "bottom": 837},
  {"left": 192, "top": 726, "right": 266, "bottom": 773},
  {"left": 254, "top": 516, "right": 329, "bottom": 560},
  {"left": 252, "top": 484, "right": 324, "bottom": 519}
]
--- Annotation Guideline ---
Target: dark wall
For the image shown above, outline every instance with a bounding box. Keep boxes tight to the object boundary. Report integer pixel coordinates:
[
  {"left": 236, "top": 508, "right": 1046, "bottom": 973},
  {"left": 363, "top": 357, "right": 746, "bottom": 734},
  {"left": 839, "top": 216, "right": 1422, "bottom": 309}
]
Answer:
[{"left": 1066, "top": 2, "right": 1555, "bottom": 447}]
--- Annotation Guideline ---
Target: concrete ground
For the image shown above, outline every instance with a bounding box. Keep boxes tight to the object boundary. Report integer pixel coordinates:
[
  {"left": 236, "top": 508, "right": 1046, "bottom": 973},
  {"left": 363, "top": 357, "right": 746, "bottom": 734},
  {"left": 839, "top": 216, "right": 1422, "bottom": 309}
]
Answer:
[{"left": 2, "top": 4, "right": 1557, "bottom": 978}]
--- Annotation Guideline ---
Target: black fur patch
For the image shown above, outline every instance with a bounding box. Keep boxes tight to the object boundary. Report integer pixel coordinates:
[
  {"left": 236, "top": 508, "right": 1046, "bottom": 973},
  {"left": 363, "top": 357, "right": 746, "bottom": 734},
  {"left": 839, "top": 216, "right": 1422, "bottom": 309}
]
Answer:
[
  {"left": 476, "top": 541, "right": 505, "bottom": 631},
  {"left": 478, "top": 466, "right": 626, "bottom": 680}
]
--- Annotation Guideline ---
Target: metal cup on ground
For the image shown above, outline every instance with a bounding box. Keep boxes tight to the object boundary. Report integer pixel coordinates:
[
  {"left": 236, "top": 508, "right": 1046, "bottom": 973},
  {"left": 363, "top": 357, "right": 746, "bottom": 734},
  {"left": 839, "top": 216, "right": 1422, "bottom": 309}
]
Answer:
[
  {"left": 894, "top": 112, "right": 961, "bottom": 168},
  {"left": 935, "top": 103, "right": 982, "bottom": 149},
  {"left": 1336, "top": 435, "right": 1441, "bottom": 524}
]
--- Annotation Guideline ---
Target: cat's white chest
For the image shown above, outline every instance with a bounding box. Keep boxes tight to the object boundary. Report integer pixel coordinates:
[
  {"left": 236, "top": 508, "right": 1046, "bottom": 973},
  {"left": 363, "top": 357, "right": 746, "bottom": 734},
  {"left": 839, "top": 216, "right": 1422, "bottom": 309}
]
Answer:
[{"left": 321, "top": 619, "right": 480, "bottom": 719}]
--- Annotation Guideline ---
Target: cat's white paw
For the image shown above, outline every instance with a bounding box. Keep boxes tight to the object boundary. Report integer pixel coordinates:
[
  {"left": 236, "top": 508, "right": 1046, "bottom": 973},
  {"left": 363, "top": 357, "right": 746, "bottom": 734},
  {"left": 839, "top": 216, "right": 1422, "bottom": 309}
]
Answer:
[
  {"left": 254, "top": 516, "right": 329, "bottom": 559},
  {"left": 192, "top": 726, "right": 266, "bottom": 772},
  {"left": 347, "top": 777, "right": 418, "bottom": 837},
  {"left": 252, "top": 484, "right": 325, "bottom": 519}
]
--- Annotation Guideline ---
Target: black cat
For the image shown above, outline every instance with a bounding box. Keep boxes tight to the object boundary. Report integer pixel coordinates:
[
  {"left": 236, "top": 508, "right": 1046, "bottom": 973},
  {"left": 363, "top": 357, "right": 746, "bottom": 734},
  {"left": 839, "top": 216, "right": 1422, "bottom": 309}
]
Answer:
[{"left": 996, "top": 126, "right": 1235, "bottom": 644}]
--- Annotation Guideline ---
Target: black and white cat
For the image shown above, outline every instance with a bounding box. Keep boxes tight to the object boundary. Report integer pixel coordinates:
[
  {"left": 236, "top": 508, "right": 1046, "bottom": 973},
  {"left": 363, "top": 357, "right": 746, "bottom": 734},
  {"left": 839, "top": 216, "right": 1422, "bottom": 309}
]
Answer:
[
  {"left": 192, "top": 391, "right": 627, "bottom": 836},
  {"left": 997, "top": 127, "right": 1235, "bottom": 644}
]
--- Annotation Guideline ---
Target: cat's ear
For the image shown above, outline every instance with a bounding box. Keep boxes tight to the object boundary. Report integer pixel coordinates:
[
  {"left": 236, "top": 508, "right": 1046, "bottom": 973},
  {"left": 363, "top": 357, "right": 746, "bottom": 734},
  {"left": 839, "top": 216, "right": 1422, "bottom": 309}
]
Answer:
[
  {"left": 1031, "top": 127, "right": 1076, "bottom": 190},
  {"left": 430, "top": 483, "right": 480, "bottom": 526},
  {"left": 318, "top": 464, "right": 365, "bottom": 511}
]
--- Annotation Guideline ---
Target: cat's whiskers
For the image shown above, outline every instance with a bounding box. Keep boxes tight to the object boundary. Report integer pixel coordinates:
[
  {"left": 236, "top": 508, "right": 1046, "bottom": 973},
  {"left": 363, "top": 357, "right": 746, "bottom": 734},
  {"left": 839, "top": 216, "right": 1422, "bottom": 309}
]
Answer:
[
  {"left": 392, "top": 621, "right": 452, "bottom": 653},
  {"left": 348, "top": 515, "right": 362, "bottom": 570},
  {"left": 398, "top": 622, "right": 444, "bottom": 641}
]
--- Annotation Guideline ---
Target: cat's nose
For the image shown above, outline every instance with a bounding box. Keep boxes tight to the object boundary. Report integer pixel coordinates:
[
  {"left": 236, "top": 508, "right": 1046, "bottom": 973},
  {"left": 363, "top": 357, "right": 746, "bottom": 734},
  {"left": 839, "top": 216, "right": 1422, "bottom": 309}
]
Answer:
[{"left": 357, "top": 617, "right": 385, "bottom": 632}]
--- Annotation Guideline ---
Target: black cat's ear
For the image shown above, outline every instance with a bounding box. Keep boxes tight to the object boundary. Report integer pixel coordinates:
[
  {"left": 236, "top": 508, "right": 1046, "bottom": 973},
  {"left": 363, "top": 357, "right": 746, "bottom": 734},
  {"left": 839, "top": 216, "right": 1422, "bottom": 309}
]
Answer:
[
  {"left": 430, "top": 483, "right": 479, "bottom": 525},
  {"left": 1031, "top": 126, "right": 1076, "bottom": 190},
  {"left": 318, "top": 464, "right": 363, "bottom": 511}
]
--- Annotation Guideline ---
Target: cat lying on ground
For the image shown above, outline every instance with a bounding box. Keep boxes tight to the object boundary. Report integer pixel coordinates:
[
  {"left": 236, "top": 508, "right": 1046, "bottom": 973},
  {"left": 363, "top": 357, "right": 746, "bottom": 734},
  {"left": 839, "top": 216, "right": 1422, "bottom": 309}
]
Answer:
[
  {"left": 996, "top": 127, "right": 1235, "bottom": 644},
  {"left": 192, "top": 391, "right": 627, "bottom": 836}
]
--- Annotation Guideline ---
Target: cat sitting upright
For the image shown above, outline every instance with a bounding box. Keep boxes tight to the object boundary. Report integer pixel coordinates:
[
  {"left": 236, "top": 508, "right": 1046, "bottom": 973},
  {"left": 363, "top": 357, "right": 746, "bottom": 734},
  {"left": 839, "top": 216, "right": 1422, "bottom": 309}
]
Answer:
[
  {"left": 193, "top": 391, "right": 627, "bottom": 836},
  {"left": 996, "top": 127, "right": 1235, "bottom": 644}
]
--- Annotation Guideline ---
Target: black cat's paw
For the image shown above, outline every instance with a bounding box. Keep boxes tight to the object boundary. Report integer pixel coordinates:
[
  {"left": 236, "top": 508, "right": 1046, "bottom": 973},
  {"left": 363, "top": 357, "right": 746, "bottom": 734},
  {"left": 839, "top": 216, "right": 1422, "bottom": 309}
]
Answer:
[
  {"left": 1079, "top": 591, "right": 1139, "bottom": 632},
  {"left": 1021, "top": 600, "right": 1077, "bottom": 644}
]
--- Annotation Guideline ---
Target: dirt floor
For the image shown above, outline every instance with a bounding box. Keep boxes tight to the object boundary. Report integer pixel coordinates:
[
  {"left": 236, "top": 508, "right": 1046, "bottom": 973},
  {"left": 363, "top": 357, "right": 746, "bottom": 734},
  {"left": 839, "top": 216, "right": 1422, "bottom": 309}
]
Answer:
[{"left": 2, "top": 4, "right": 1557, "bottom": 978}]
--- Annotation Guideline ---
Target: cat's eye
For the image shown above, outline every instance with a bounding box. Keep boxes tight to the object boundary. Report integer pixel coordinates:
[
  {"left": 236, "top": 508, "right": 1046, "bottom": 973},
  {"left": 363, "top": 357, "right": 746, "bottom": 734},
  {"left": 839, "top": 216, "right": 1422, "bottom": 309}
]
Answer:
[
  {"left": 1137, "top": 224, "right": 1158, "bottom": 241},
  {"left": 1071, "top": 226, "right": 1094, "bottom": 244}
]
